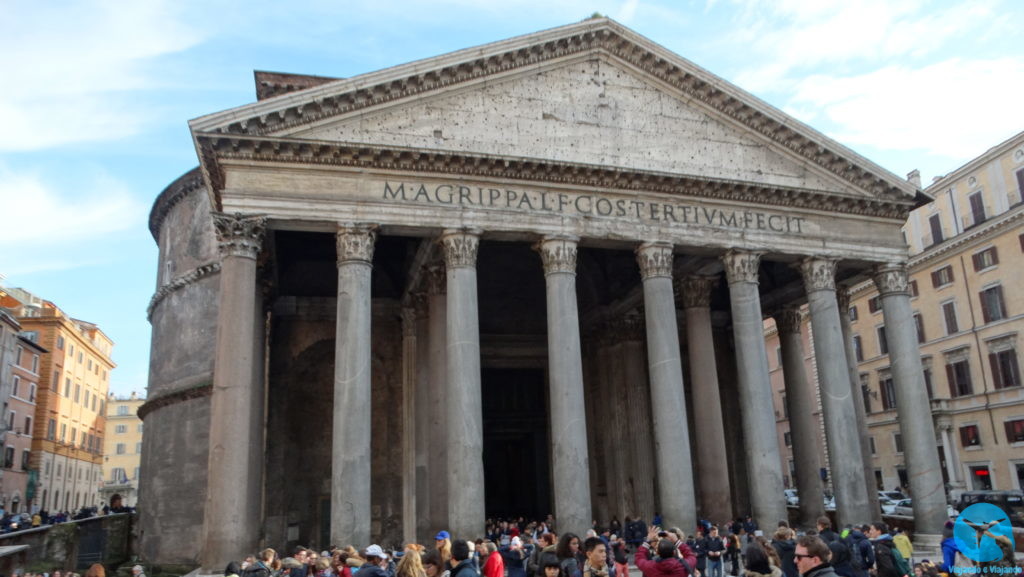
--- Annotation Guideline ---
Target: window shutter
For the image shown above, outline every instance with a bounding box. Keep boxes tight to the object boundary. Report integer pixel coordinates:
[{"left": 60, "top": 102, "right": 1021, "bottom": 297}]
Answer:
[
  {"left": 932, "top": 270, "right": 941, "bottom": 287},
  {"left": 996, "top": 286, "right": 1007, "bottom": 318},
  {"left": 990, "top": 247, "right": 999, "bottom": 265},
  {"left": 990, "top": 353, "right": 1004, "bottom": 389},
  {"left": 946, "top": 364, "right": 957, "bottom": 397},
  {"left": 980, "top": 290, "right": 991, "bottom": 323},
  {"left": 973, "top": 252, "right": 983, "bottom": 271}
]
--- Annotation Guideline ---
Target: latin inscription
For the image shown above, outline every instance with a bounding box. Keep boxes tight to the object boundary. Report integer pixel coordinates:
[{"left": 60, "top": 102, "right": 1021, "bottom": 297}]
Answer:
[{"left": 383, "top": 182, "right": 806, "bottom": 233}]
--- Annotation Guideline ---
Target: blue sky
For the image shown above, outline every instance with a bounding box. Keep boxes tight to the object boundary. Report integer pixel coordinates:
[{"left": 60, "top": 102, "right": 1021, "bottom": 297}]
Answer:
[{"left": 2, "top": 0, "right": 1022, "bottom": 397}]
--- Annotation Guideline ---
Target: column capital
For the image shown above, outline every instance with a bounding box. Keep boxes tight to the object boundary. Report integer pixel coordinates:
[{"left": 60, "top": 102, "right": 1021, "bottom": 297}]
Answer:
[
  {"left": 536, "top": 235, "right": 579, "bottom": 276},
  {"left": 799, "top": 257, "right": 837, "bottom": 293},
  {"left": 212, "top": 212, "right": 266, "bottom": 259},
  {"left": 425, "top": 263, "right": 446, "bottom": 296},
  {"left": 774, "top": 307, "right": 804, "bottom": 335},
  {"left": 439, "top": 229, "right": 481, "bottom": 269},
  {"left": 636, "top": 242, "right": 674, "bottom": 280},
  {"left": 336, "top": 224, "right": 378, "bottom": 265},
  {"left": 676, "top": 276, "right": 717, "bottom": 309},
  {"left": 722, "top": 250, "right": 763, "bottom": 285},
  {"left": 402, "top": 306, "right": 417, "bottom": 337},
  {"left": 836, "top": 286, "right": 853, "bottom": 311},
  {"left": 872, "top": 263, "right": 910, "bottom": 297}
]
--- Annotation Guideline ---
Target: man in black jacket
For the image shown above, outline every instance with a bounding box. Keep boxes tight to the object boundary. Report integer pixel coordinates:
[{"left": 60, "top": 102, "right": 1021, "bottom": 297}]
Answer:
[
  {"left": 794, "top": 536, "right": 839, "bottom": 577},
  {"left": 452, "top": 540, "right": 480, "bottom": 577}
]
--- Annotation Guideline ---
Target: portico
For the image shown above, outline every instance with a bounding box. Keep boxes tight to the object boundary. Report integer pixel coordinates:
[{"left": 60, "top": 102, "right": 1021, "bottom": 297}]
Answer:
[{"left": 140, "top": 18, "right": 943, "bottom": 570}]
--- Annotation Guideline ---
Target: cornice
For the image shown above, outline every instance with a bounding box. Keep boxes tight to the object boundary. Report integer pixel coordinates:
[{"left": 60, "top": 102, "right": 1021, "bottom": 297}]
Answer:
[
  {"left": 923, "top": 130, "right": 1024, "bottom": 194},
  {"left": 137, "top": 381, "right": 212, "bottom": 420},
  {"left": 192, "top": 20, "right": 917, "bottom": 205},
  {"left": 149, "top": 167, "right": 204, "bottom": 241},
  {"left": 908, "top": 204, "right": 1024, "bottom": 269},
  {"left": 196, "top": 134, "right": 912, "bottom": 220},
  {"left": 147, "top": 262, "right": 221, "bottom": 321}
]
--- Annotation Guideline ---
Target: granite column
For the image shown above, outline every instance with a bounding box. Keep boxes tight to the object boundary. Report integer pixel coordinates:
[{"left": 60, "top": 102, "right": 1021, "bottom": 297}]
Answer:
[
  {"left": 680, "top": 276, "right": 732, "bottom": 522},
  {"left": 873, "top": 264, "right": 947, "bottom": 541},
  {"left": 426, "top": 265, "right": 449, "bottom": 532},
  {"left": 722, "top": 250, "right": 787, "bottom": 528},
  {"left": 331, "top": 224, "right": 377, "bottom": 547},
  {"left": 538, "top": 236, "right": 592, "bottom": 535},
  {"left": 202, "top": 212, "right": 267, "bottom": 571},
  {"left": 774, "top": 308, "right": 825, "bottom": 528},
  {"left": 442, "top": 229, "right": 485, "bottom": 538},
  {"left": 637, "top": 242, "right": 696, "bottom": 530}
]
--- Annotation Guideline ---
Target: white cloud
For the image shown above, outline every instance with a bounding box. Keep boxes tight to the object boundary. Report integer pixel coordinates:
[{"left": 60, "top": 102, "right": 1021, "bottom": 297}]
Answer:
[
  {"left": 0, "top": 165, "right": 148, "bottom": 275},
  {"left": 0, "top": 1, "right": 205, "bottom": 151},
  {"left": 786, "top": 58, "right": 1024, "bottom": 159}
]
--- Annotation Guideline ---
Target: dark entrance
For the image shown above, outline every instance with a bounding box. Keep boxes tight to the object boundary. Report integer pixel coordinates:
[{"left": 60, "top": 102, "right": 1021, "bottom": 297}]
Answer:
[{"left": 482, "top": 368, "right": 551, "bottom": 520}]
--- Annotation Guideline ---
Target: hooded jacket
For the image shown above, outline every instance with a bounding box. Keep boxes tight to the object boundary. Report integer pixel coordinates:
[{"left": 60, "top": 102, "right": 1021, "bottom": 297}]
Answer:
[{"left": 635, "top": 543, "right": 695, "bottom": 577}]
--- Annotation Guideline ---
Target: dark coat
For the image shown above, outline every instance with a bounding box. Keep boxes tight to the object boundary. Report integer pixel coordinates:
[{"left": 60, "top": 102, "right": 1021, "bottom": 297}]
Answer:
[
  {"left": 451, "top": 560, "right": 479, "bottom": 577},
  {"left": 803, "top": 565, "right": 839, "bottom": 577},
  {"left": 771, "top": 539, "right": 798, "bottom": 577},
  {"left": 635, "top": 544, "right": 693, "bottom": 577}
]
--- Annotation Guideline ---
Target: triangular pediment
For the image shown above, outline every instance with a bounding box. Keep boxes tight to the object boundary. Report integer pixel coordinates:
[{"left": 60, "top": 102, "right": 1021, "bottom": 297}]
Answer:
[{"left": 190, "top": 18, "right": 923, "bottom": 206}]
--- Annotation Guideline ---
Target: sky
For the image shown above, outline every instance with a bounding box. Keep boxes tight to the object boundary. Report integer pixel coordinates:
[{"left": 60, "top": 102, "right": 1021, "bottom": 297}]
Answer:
[{"left": 1, "top": 0, "right": 1022, "bottom": 397}]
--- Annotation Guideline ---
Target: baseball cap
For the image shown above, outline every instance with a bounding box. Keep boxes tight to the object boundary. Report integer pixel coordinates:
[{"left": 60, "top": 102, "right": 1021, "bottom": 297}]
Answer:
[
  {"left": 435, "top": 530, "right": 450, "bottom": 540},
  {"left": 365, "top": 544, "right": 388, "bottom": 559}
]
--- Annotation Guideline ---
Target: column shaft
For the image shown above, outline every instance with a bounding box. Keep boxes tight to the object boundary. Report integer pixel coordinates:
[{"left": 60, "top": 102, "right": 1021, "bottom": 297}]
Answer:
[
  {"left": 426, "top": 266, "right": 449, "bottom": 532},
  {"left": 203, "top": 213, "right": 266, "bottom": 570},
  {"left": 401, "top": 306, "right": 417, "bottom": 544},
  {"left": 801, "top": 259, "right": 872, "bottom": 526},
  {"left": 838, "top": 289, "right": 882, "bottom": 515},
  {"left": 722, "top": 250, "right": 787, "bottom": 528},
  {"left": 442, "top": 230, "right": 485, "bottom": 538},
  {"left": 681, "top": 277, "right": 732, "bottom": 522},
  {"left": 873, "top": 265, "right": 947, "bottom": 538},
  {"left": 538, "top": 237, "right": 591, "bottom": 535},
  {"left": 775, "top": 308, "right": 825, "bottom": 528},
  {"left": 622, "top": 335, "right": 657, "bottom": 523},
  {"left": 637, "top": 242, "right": 696, "bottom": 530},
  {"left": 331, "top": 225, "right": 377, "bottom": 547},
  {"left": 414, "top": 295, "right": 432, "bottom": 541}
]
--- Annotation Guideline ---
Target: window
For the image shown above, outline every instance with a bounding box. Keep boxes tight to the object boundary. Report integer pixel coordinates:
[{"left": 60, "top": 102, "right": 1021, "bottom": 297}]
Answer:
[
  {"left": 87, "top": 359, "right": 92, "bottom": 370},
  {"left": 923, "top": 367, "right": 934, "bottom": 399},
  {"left": 780, "top": 393, "right": 788, "bottom": 419},
  {"left": 775, "top": 346, "right": 783, "bottom": 368},
  {"left": 943, "top": 301, "right": 959, "bottom": 334},
  {"left": 116, "top": 443, "right": 126, "bottom": 455},
  {"left": 29, "top": 384, "right": 35, "bottom": 403},
  {"left": 11, "top": 376, "right": 19, "bottom": 398},
  {"left": 928, "top": 214, "right": 944, "bottom": 245},
  {"left": 71, "top": 429, "right": 77, "bottom": 444},
  {"left": 880, "top": 375, "right": 896, "bottom": 410},
  {"left": 46, "top": 419, "right": 55, "bottom": 441},
  {"left": 932, "top": 265, "right": 954, "bottom": 288},
  {"left": 135, "top": 442, "right": 142, "bottom": 454},
  {"left": 84, "top": 390, "right": 90, "bottom": 408},
  {"left": 137, "top": 424, "right": 144, "bottom": 433},
  {"left": 115, "top": 425, "right": 127, "bottom": 434},
  {"left": 877, "top": 326, "right": 888, "bottom": 355},
  {"left": 849, "top": 306, "right": 858, "bottom": 321},
  {"left": 947, "top": 359, "right": 973, "bottom": 397},
  {"left": 64, "top": 378, "right": 71, "bottom": 397},
  {"left": 60, "top": 423, "right": 66, "bottom": 441},
  {"left": 868, "top": 296, "right": 881, "bottom": 313},
  {"left": 861, "top": 374, "right": 872, "bottom": 414},
  {"left": 3, "top": 447, "right": 13, "bottom": 469},
  {"left": 979, "top": 286, "right": 1007, "bottom": 323},
  {"left": 77, "top": 352, "right": 83, "bottom": 364},
  {"left": 31, "top": 354, "right": 39, "bottom": 373},
  {"left": 21, "top": 450, "right": 29, "bottom": 471},
  {"left": 7, "top": 412, "right": 13, "bottom": 431},
  {"left": 74, "top": 384, "right": 80, "bottom": 403},
  {"left": 783, "top": 431, "right": 792, "bottom": 447},
  {"left": 914, "top": 313, "right": 926, "bottom": 344},
  {"left": 23, "top": 416, "right": 31, "bottom": 435},
  {"left": 91, "top": 395, "right": 97, "bottom": 411},
  {"left": 894, "top": 433, "right": 904, "bottom": 454},
  {"left": 869, "top": 436, "right": 876, "bottom": 455},
  {"left": 973, "top": 247, "right": 999, "bottom": 271},
  {"left": 909, "top": 280, "right": 919, "bottom": 297},
  {"left": 959, "top": 424, "right": 981, "bottom": 447},
  {"left": 134, "top": 467, "right": 140, "bottom": 479},
  {"left": 990, "top": 349, "right": 1022, "bottom": 389},
  {"left": 968, "top": 192, "right": 987, "bottom": 226},
  {"left": 1005, "top": 419, "right": 1024, "bottom": 443},
  {"left": 51, "top": 370, "right": 58, "bottom": 390},
  {"left": 56, "top": 336, "right": 64, "bottom": 350},
  {"left": 117, "top": 405, "right": 129, "bottom": 416}
]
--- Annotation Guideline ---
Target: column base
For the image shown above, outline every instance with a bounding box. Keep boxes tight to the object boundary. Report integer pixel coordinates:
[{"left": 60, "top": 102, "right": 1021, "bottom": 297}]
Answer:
[{"left": 911, "top": 532, "right": 942, "bottom": 559}]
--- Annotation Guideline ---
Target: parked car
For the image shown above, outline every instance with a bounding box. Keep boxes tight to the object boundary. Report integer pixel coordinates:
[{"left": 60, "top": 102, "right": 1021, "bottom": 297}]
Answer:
[
  {"left": 879, "top": 497, "right": 898, "bottom": 515},
  {"left": 893, "top": 498, "right": 958, "bottom": 518},
  {"left": 784, "top": 489, "right": 799, "bottom": 506},
  {"left": 879, "top": 490, "right": 905, "bottom": 501},
  {"left": 957, "top": 490, "right": 1024, "bottom": 527}
]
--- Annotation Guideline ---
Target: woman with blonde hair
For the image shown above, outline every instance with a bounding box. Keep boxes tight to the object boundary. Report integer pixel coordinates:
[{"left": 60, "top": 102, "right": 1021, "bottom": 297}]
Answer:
[
  {"left": 396, "top": 545, "right": 427, "bottom": 577},
  {"left": 436, "top": 533, "right": 453, "bottom": 568}
]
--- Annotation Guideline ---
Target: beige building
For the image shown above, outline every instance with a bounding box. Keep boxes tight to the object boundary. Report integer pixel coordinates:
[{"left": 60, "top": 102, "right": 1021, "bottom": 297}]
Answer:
[
  {"left": 101, "top": 392, "right": 144, "bottom": 507},
  {"left": 1, "top": 288, "right": 113, "bottom": 513},
  {"left": 847, "top": 130, "right": 1024, "bottom": 496}
]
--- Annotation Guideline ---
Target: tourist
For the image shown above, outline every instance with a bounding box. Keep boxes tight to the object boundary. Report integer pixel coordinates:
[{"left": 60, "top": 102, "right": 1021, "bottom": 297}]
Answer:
[
  {"left": 225, "top": 562, "right": 243, "bottom": 577},
  {"left": 450, "top": 541, "right": 477, "bottom": 577},
  {"left": 692, "top": 529, "right": 708, "bottom": 576},
  {"left": 891, "top": 530, "right": 912, "bottom": 567},
  {"left": 436, "top": 532, "right": 453, "bottom": 568},
  {"left": 482, "top": 541, "right": 505, "bottom": 577},
  {"left": 771, "top": 528, "right": 797, "bottom": 577},
  {"left": 582, "top": 537, "right": 613, "bottom": 577},
  {"left": 793, "top": 536, "right": 837, "bottom": 577},
  {"left": 706, "top": 526, "right": 726, "bottom": 577},
  {"left": 502, "top": 535, "right": 531, "bottom": 577},
  {"left": 556, "top": 533, "right": 582, "bottom": 577},
  {"left": 635, "top": 526, "right": 694, "bottom": 577},
  {"left": 396, "top": 545, "right": 427, "bottom": 577},
  {"left": 609, "top": 535, "right": 629, "bottom": 577},
  {"left": 609, "top": 518, "right": 622, "bottom": 537},
  {"left": 743, "top": 543, "right": 782, "bottom": 577},
  {"left": 866, "top": 523, "right": 903, "bottom": 577},
  {"left": 726, "top": 533, "right": 742, "bottom": 576},
  {"left": 937, "top": 523, "right": 957, "bottom": 574},
  {"left": 530, "top": 532, "right": 559, "bottom": 577},
  {"left": 423, "top": 552, "right": 449, "bottom": 577}
]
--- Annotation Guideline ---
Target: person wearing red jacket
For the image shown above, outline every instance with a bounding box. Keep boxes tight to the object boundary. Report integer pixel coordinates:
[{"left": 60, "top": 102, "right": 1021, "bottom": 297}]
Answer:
[
  {"left": 636, "top": 527, "right": 696, "bottom": 577},
  {"left": 482, "top": 542, "right": 505, "bottom": 577}
]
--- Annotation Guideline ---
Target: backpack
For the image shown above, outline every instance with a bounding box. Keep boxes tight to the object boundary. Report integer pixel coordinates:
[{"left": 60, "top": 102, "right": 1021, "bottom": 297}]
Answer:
[
  {"left": 890, "top": 547, "right": 912, "bottom": 577},
  {"left": 847, "top": 537, "right": 872, "bottom": 572}
]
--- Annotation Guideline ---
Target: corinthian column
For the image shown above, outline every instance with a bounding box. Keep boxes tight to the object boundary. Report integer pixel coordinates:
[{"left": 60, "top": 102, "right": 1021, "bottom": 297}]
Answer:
[
  {"left": 837, "top": 289, "right": 881, "bottom": 516},
  {"left": 637, "top": 242, "right": 696, "bottom": 531},
  {"left": 537, "top": 236, "right": 592, "bottom": 535},
  {"left": 425, "top": 265, "right": 449, "bottom": 533},
  {"left": 441, "top": 229, "right": 485, "bottom": 538},
  {"left": 800, "top": 258, "right": 871, "bottom": 527},
  {"left": 873, "top": 264, "right": 946, "bottom": 541},
  {"left": 331, "top": 224, "right": 377, "bottom": 547},
  {"left": 773, "top": 307, "right": 824, "bottom": 529},
  {"left": 679, "top": 276, "right": 732, "bottom": 522},
  {"left": 203, "top": 212, "right": 266, "bottom": 571},
  {"left": 722, "top": 250, "right": 786, "bottom": 528}
]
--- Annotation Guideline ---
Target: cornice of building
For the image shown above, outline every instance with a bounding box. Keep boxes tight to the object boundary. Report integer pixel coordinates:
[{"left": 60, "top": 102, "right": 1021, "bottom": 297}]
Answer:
[
  {"left": 146, "top": 262, "right": 221, "bottom": 321},
  {"left": 908, "top": 203, "right": 1024, "bottom": 269},
  {"left": 924, "top": 130, "right": 1024, "bottom": 192},
  {"left": 148, "top": 167, "right": 204, "bottom": 241}
]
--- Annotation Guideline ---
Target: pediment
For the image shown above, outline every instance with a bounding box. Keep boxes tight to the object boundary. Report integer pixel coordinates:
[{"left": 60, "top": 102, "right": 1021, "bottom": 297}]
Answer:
[{"left": 190, "top": 18, "right": 923, "bottom": 208}]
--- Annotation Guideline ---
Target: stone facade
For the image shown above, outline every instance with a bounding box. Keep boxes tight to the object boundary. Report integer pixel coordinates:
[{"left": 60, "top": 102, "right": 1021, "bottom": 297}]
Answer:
[{"left": 142, "top": 19, "right": 944, "bottom": 568}]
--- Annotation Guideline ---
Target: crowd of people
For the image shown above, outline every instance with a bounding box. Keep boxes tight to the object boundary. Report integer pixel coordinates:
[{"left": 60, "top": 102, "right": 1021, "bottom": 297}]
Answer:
[{"left": 225, "top": 513, "right": 1021, "bottom": 577}]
